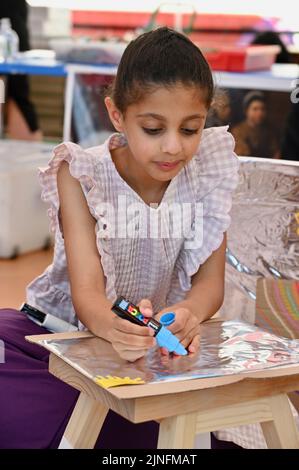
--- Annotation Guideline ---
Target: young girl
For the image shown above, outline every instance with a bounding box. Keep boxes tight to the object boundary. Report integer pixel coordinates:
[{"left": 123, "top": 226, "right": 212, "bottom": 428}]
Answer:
[{"left": 0, "top": 27, "right": 240, "bottom": 448}]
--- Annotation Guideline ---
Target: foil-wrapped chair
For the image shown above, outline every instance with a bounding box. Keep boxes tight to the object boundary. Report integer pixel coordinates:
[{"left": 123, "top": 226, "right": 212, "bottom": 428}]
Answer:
[
  {"left": 215, "top": 156, "right": 299, "bottom": 446},
  {"left": 222, "top": 156, "right": 299, "bottom": 330}
]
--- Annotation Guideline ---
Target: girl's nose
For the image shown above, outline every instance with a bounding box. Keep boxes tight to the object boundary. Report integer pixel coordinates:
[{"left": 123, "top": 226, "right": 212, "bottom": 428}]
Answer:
[{"left": 161, "top": 132, "right": 182, "bottom": 155}]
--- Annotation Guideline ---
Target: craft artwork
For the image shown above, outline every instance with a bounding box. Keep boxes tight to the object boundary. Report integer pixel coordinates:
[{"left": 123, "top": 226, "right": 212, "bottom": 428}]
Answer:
[
  {"left": 94, "top": 375, "right": 145, "bottom": 389},
  {"left": 36, "top": 320, "right": 299, "bottom": 390},
  {"left": 255, "top": 278, "right": 299, "bottom": 339}
]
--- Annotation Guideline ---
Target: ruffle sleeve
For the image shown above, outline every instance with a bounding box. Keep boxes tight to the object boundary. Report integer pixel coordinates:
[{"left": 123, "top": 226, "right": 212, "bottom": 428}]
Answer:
[
  {"left": 175, "top": 126, "right": 240, "bottom": 293},
  {"left": 38, "top": 140, "right": 117, "bottom": 304},
  {"left": 38, "top": 141, "right": 100, "bottom": 235}
]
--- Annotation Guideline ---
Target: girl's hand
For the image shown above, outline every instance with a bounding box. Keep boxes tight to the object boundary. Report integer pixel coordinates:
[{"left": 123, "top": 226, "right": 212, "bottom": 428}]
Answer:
[
  {"left": 107, "top": 298, "right": 155, "bottom": 362},
  {"left": 156, "top": 302, "right": 200, "bottom": 356}
]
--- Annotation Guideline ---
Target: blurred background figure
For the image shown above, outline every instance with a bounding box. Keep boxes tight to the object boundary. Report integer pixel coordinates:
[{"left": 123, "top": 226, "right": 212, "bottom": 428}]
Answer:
[
  {"left": 250, "top": 31, "right": 293, "bottom": 159},
  {"left": 251, "top": 31, "right": 291, "bottom": 64},
  {"left": 231, "top": 91, "right": 279, "bottom": 158},
  {"left": 0, "top": 0, "right": 42, "bottom": 140},
  {"left": 205, "top": 90, "right": 231, "bottom": 127}
]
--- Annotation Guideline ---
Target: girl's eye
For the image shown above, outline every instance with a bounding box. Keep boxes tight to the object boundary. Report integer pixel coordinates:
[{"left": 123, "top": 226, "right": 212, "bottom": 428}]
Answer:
[
  {"left": 142, "top": 127, "right": 199, "bottom": 136},
  {"left": 181, "top": 128, "right": 199, "bottom": 135},
  {"left": 142, "top": 127, "right": 162, "bottom": 135}
]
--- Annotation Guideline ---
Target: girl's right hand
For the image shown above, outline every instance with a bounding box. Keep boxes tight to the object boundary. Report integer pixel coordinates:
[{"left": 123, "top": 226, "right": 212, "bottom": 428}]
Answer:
[{"left": 107, "top": 299, "right": 156, "bottom": 362}]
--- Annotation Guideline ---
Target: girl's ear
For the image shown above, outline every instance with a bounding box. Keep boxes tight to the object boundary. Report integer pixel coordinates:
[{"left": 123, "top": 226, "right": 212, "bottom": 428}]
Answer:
[{"left": 104, "top": 97, "right": 125, "bottom": 132}]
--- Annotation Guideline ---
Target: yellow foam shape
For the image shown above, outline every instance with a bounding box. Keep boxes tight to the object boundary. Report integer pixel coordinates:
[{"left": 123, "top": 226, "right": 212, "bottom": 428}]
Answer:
[{"left": 94, "top": 375, "right": 145, "bottom": 389}]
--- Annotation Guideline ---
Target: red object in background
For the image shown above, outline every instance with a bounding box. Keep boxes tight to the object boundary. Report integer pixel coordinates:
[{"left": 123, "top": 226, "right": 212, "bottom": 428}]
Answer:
[
  {"left": 71, "top": 11, "right": 267, "bottom": 30},
  {"left": 202, "top": 45, "right": 281, "bottom": 71},
  {"left": 70, "top": 10, "right": 280, "bottom": 71},
  {"left": 71, "top": 10, "right": 278, "bottom": 41}
]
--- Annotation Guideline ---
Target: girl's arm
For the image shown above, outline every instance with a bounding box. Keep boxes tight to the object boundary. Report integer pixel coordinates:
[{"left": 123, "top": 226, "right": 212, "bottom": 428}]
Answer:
[
  {"left": 184, "top": 232, "right": 227, "bottom": 323},
  {"left": 157, "top": 233, "right": 226, "bottom": 322},
  {"left": 155, "top": 233, "right": 226, "bottom": 355},
  {"left": 57, "top": 161, "right": 113, "bottom": 339}
]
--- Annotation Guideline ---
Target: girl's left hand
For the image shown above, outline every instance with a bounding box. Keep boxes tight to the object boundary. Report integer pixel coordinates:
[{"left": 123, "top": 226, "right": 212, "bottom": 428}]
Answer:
[{"left": 155, "top": 302, "right": 201, "bottom": 355}]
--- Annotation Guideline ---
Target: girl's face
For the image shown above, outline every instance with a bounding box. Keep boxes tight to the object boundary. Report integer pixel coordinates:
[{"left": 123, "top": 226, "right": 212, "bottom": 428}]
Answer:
[{"left": 106, "top": 84, "right": 208, "bottom": 183}]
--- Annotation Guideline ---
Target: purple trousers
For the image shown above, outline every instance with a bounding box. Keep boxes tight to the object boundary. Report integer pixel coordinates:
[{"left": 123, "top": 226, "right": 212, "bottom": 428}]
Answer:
[{"left": 0, "top": 308, "right": 240, "bottom": 449}]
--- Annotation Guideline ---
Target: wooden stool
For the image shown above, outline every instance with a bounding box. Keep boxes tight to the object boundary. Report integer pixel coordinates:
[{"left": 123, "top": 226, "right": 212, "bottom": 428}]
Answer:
[{"left": 27, "top": 330, "right": 299, "bottom": 449}]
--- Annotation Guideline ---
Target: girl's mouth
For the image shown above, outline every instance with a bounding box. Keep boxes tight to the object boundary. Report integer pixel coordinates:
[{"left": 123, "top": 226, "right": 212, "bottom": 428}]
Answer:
[{"left": 155, "top": 161, "right": 181, "bottom": 171}]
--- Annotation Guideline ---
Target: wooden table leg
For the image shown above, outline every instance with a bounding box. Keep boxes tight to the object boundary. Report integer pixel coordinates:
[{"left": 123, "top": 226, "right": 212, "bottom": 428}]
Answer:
[
  {"left": 158, "top": 412, "right": 197, "bottom": 449},
  {"left": 261, "top": 394, "right": 299, "bottom": 449},
  {"left": 194, "top": 433, "right": 211, "bottom": 449},
  {"left": 59, "top": 391, "right": 109, "bottom": 449}
]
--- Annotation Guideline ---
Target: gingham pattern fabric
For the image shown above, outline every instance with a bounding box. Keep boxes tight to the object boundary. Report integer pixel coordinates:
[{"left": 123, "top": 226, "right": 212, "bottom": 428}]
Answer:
[{"left": 26, "top": 126, "right": 239, "bottom": 327}]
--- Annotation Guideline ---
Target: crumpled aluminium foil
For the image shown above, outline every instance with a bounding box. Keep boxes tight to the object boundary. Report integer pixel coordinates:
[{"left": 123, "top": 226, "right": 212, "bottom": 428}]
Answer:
[
  {"left": 41, "top": 320, "right": 299, "bottom": 386},
  {"left": 219, "top": 157, "right": 299, "bottom": 323}
]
